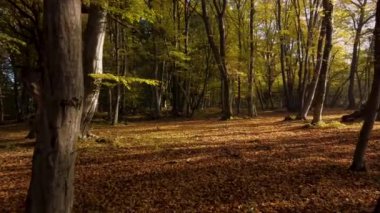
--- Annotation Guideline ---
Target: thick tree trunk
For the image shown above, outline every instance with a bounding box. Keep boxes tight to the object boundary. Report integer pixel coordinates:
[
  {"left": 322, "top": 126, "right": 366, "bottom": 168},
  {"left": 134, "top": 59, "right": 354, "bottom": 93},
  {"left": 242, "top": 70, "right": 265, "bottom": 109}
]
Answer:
[
  {"left": 350, "top": 1, "right": 380, "bottom": 171},
  {"left": 81, "top": 4, "right": 107, "bottom": 137},
  {"left": 312, "top": 0, "right": 333, "bottom": 124},
  {"left": 26, "top": 0, "right": 83, "bottom": 212}
]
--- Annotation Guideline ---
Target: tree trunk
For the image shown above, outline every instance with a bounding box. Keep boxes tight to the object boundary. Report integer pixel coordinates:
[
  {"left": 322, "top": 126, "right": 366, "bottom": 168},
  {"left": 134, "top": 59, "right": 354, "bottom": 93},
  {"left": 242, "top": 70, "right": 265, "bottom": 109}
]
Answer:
[
  {"left": 113, "top": 86, "right": 121, "bottom": 125},
  {"left": 236, "top": 0, "right": 244, "bottom": 115},
  {"left": 112, "top": 21, "right": 121, "bottom": 125},
  {"left": 348, "top": 0, "right": 368, "bottom": 109},
  {"left": 81, "top": 4, "right": 107, "bottom": 138},
  {"left": 26, "top": 0, "right": 83, "bottom": 211},
  {"left": 277, "top": 0, "right": 290, "bottom": 111},
  {"left": 298, "top": 0, "right": 321, "bottom": 113},
  {"left": 108, "top": 88, "right": 113, "bottom": 121},
  {"left": 350, "top": 0, "right": 380, "bottom": 171},
  {"left": 153, "top": 57, "right": 162, "bottom": 119},
  {"left": 348, "top": 28, "right": 362, "bottom": 109},
  {"left": 297, "top": 22, "right": 325, "bottom": 120},
  {"left": 0, "top": 85, "right": 3, "bottom": 124},
  {"left": 12, "top": 59, "right": 22, "bottom": 122},
  {"left": 201, "top": 0, "right": 232, "bottom": 120},
  {"left": 311, "top": 0, "right": 333, "bottom": 124},
  {"left": 248, "top": 0, "right": 257, "bottom": 117}
]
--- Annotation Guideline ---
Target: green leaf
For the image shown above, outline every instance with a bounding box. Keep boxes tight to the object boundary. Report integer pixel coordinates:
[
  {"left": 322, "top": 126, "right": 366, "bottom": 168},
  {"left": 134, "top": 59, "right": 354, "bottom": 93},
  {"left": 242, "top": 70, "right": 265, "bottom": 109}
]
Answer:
[{"left": 89, "top": 73, "right": 159, "bottom": 89}]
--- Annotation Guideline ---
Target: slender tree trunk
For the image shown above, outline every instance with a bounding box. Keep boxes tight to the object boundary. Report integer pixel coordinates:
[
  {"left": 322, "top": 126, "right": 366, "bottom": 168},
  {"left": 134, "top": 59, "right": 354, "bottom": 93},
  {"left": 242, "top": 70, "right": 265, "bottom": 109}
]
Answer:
[
  {"left": 236, "top": 0, "right": 244, "bottom": 115},
  {"left": 113, "top": 86, "right": 121, "bottom": 125},
  {"left": 81, "top": 4, "right": 107, "bottom": 138},
  {"left": 120, "top": 30, "right": 128, "bottom": 117},
  {"left": 299, "top": 0, "right": 321, "bottom": 113},
  {"left": 293, "top": 0, "right": 304, "bottom": 110},
  {"left": 184, "top": 0, "right": 191, "bottom": 116},
  {"left": 108, "top": 88, "right": 113, "bottom": 121},
  {"left": 112, "top": 21, "right": 121, "bottom": 125},
  {"left": 201, "top": 0, "right": 232, "bottom": 120},
  {"left": 348, "top": 1, "right": 368, "bottom": 109},
  {"left": 311, "top": 0, "right": 333, "bottom": 124},
  {"left": 26, "top": 0, "right": 83, "bottom": 211},
  {"left": 153, "top": 50, "right": 162, "bottom": 118},
  {"left": 170, "top": 0, "right": 180, "bottom": 116},
  {"left": 297, "top": 22, "right": 325, "bottom": 120},
  {"left": 350, "top": 1, "right": 380, "bottom": 171},
  {"left": 248, "top": 0, "right": 257, "bottom": 117},
  {"left": 348, "top": 28, "right": 362, "bottom": 109},
  {"left": 12, "top": 62, "right": 22, "bottom": 121},
  {"left": 277, "top": 0, "right": 290, "bottom": 110}
]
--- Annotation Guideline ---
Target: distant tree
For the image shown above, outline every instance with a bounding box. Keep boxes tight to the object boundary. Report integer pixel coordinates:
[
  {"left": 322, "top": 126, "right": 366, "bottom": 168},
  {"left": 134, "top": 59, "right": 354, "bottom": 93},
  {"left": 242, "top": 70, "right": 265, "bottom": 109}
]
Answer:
[
  {"left": 350, "top": 0, "right": 380, "bottom": 171},
  {"left": 26, "top": 0, "right": 83, "bottom": 212}
]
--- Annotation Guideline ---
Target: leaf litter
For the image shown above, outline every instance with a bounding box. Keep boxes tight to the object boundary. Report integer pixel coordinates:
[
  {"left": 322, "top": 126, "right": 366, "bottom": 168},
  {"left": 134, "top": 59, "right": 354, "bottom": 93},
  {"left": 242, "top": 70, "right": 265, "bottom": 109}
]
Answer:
[{"left": 0, "top": 110, "right": 380, "bottom": 212}]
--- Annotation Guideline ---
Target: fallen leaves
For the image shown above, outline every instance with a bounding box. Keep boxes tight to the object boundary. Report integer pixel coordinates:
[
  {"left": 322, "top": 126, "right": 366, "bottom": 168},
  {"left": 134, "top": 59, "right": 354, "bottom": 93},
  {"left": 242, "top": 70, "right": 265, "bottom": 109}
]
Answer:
[{"left": 0, "top": 110, "right": 380, "bottom": 212}]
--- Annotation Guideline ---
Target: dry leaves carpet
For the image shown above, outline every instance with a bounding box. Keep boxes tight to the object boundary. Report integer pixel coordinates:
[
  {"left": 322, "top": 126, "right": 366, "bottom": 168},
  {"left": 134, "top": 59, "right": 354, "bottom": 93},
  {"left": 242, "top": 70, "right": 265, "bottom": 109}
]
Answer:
[{"left": 1, "top": 111, "right": 380, "bottom": 212}]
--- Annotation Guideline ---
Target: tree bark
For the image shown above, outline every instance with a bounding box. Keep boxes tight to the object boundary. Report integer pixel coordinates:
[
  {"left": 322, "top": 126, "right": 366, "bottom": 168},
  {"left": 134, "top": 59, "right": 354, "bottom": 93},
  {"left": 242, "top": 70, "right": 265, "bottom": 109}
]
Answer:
[
  {"left": 153, "top": 48, "right": 162, "bottom": 118},
  {"left": 81, "top": 4, "right": 107, "bottom": 137},
  {"left": 348, "top": 28, "right": 362, "bottom": 109},
  {"left": 350, "top": 0, "right": 380, "bottom": 171},
  {"left": 112, "top": 21, "right": 121, "bottom": 125},
  {"left": 348, "top": 1, "right": 369, "bottom": 109},
  {"left": 201, "top": 0, "right": 232, "bottom": 120},
  {"left": 26, "top": 0, "right": 83, "bottom": 211},
  {"left": 298, "top": 0, "right": 321, "bottom": 114},
  {"left": 247, "top": 0, "right": 257, "bottom": 117},
  {"left": 298, "top": 22, "right": 325, "bottom": 120},
  {"left": 311, "top": 0, "right": 333, "bottom": 124},
  {"left": 277, "top": 0, "right": 290, "bottom": 111}
]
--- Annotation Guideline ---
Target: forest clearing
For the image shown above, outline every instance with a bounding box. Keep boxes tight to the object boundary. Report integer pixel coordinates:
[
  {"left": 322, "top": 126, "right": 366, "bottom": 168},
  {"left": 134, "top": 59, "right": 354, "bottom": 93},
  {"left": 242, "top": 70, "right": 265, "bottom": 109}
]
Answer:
[
  {"left": 1, "top": 110, "right": 380, "bottom": 212},
  {"left": 2, "top": 0, "right": 380, "bottom": 211}
]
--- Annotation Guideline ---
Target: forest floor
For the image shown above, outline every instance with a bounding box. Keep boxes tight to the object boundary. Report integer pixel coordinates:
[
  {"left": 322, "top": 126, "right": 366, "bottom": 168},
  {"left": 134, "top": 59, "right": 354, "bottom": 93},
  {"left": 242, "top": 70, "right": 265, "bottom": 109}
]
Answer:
[{"left": 1, "top": 110, "right": 380, "bottom": 212}]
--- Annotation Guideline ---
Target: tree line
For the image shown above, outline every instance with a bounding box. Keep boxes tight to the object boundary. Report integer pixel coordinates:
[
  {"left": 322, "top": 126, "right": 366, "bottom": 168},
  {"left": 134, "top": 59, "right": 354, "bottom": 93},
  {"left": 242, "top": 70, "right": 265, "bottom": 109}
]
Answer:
[{"left": 1, "top": 0, "right": 377, "bottom": 124}]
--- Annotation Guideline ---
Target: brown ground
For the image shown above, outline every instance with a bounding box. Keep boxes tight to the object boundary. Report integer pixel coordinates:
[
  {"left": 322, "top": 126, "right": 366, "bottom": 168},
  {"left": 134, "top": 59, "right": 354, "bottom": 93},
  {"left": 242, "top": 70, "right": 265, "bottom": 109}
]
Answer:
[{"left": 1, "top": 110, "right": 380, "bottom": 212}]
